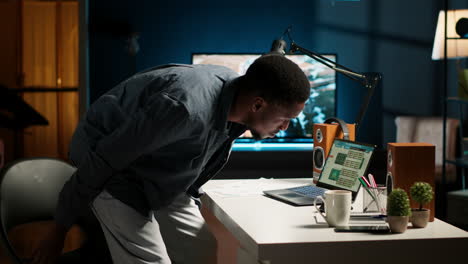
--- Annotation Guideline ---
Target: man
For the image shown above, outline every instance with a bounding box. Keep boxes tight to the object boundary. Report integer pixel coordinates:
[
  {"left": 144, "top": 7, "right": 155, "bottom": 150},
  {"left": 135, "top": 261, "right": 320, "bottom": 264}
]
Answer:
[{"left": 33, "top": 54, "right": 310, "bottom": 264}]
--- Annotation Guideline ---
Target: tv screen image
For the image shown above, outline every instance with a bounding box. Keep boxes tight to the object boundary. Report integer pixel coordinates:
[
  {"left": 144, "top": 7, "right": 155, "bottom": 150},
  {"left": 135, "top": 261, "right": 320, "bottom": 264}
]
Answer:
[{"left": 192, "top": 54, "right": 336, "bottom": 148}]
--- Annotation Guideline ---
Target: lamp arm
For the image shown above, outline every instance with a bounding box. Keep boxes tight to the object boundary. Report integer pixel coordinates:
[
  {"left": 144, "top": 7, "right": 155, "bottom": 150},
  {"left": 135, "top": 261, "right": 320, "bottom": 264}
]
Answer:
[
  {"left": 355, "top": 72, "right": 381, "bottom": 129},
  {"left": 334, "top": 67, "right": 366, "bottom": 80},
  {"left": 290, "top": 42, "right": 365, "bottom": 83},
  {"left": 289, "top": 42, "right": 382, "bottom": 130}
]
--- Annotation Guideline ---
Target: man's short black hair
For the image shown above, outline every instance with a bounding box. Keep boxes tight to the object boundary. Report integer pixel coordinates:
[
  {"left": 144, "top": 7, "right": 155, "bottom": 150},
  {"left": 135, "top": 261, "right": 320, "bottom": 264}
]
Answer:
[{"left": 239, "top": 54, "right": 310, "bottom": 106}]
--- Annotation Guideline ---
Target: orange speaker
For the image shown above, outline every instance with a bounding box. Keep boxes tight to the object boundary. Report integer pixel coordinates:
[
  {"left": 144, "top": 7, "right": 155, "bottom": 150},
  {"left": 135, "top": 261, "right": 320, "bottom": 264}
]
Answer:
[
  {"left": 313, "top": 120, "right": 355, "bottom": 182},
  {"left": 387, "top": 143, "right": 436, "bottom": 221}
]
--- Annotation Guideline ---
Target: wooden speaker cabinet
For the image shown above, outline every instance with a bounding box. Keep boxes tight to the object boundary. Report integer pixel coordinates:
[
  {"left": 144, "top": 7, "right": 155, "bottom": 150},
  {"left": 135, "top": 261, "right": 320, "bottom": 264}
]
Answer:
[
  {"left": 387, "top": 143, "right": 436, "bottom": 221},
  {"left": 313, "top": 123, "right": 355, "bottom": 182}
]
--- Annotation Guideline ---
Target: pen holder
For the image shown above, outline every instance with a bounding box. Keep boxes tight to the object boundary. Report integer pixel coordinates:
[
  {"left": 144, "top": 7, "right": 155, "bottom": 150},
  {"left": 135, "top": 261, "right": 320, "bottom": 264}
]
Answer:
[{"left": 362, "top": 186, "right": 387, "bottom": 214}]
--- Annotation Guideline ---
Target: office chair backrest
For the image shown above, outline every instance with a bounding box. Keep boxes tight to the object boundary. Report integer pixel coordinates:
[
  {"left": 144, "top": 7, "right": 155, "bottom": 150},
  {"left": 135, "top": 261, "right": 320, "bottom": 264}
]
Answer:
[{"left": 0, "top": 158, "right": 76, "bottom": 232}]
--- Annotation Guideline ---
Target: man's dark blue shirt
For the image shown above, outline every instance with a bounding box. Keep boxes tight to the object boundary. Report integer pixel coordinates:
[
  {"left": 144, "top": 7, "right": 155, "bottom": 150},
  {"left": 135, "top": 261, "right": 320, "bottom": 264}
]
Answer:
[{"left": 56, "top": 64, "right": 246, "bottom": 228}]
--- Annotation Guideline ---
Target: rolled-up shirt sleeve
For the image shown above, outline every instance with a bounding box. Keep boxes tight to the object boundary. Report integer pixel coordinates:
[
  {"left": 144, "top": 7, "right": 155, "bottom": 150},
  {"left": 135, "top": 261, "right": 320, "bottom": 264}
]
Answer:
[{"left": 55, "top": 92, "right": 195, "bottom": 229}]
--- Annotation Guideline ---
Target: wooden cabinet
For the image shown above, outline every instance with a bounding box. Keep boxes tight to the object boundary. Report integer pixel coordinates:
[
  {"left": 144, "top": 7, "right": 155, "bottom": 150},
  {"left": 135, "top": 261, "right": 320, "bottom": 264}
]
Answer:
[{"left": 0, "top": 1, "right": 79, "bottom": 162}]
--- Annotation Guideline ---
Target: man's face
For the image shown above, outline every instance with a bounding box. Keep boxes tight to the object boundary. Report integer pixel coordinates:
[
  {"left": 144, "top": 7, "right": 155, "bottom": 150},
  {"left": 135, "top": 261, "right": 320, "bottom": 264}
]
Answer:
[{"left": 245, "top": 98, "right": 305, "bottom": 141}]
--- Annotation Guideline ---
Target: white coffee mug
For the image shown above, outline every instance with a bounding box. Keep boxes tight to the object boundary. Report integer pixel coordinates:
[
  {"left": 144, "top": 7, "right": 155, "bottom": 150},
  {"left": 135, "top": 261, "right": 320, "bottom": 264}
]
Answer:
[{"left": 313, "top": 190, "right": 352, "bottom": 227}]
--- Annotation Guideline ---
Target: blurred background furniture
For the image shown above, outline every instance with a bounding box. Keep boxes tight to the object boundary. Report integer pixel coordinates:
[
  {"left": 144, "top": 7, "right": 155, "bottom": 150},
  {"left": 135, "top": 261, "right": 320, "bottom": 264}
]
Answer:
[
  {"left": 444, "top": 98, "right": 468, "bottom": 231},
  {"left": 0, "top": 1, "right": 80, "bottom": 164},
  {"left": 0, "top": 158, "right": 86, "bottom": 264},
  {"left": 431, "top": 5, "right": 468, "bottom": 231},
  {"left": 395, "top": 115, "right": 468, "bottom": 229},
  {"left": 395, "top": 116, "right": 459, "bottom": 184},
  {"left": 395, "top": 116, "right": 460, "bottom": 222},
  {"left": 0, "top": 158, "right": 84, "bottom": 263},
  {"left": 0, "top": 85, "right": 49, "bottom": 162}
]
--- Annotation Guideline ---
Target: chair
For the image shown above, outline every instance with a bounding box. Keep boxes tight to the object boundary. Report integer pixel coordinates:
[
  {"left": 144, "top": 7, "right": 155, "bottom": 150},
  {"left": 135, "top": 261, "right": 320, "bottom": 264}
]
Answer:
[
  {"left": 395, "top": 116, "right": 460, "bottom": 184},
  {"left": 0, "top": 158, "right": 86, "bottom": 264},
  {"left": 0, "top": 139, "right": 4, "bottom": 168}
]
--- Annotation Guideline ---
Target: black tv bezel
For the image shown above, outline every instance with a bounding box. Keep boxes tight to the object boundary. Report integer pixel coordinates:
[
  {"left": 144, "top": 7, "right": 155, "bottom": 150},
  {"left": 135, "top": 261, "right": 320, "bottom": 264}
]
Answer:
[{"left": 191, "top": 52, "right": 338, "bottom": 143}]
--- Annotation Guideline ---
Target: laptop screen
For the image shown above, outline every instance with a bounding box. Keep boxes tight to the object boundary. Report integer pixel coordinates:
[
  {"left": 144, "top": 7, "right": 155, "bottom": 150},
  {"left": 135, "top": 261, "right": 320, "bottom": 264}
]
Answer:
[{"left": 317, "top": 139, "right": 375, "bottom": 193}]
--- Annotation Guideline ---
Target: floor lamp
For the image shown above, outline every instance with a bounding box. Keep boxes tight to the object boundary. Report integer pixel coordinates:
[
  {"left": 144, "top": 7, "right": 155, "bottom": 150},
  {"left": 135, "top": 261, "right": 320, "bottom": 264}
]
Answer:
[
  {"left": 432, "top": 9, "right": 468, "bottom": 191},
  {"left": 432, "top": 9, "right": 468, "bottom": 98}
]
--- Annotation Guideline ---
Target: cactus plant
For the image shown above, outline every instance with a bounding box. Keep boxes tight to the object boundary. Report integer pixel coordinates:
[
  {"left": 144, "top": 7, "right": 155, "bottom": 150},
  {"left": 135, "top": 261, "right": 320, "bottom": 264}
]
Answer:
[
  {"left": 410, "top": 182, "right": 433, "bottom": 211},
  {"left": 387, "top": 188, "right": 411, "bottom": 217}
]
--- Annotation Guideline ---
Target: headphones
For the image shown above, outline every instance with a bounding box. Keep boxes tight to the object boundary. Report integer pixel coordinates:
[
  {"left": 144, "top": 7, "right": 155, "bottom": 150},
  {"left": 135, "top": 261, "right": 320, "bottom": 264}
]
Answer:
[
  {"left": 313, "top": 117, "right": 351, "bottom": 174},
  {"left": 324, "top": 117, "right": 350, "bottom": 140}
]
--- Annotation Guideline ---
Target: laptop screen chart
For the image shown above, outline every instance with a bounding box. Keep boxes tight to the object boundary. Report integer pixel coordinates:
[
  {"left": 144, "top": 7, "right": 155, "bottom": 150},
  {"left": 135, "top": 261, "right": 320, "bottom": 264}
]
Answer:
[{"left": 319, "top": 140, "right": 374, "bottom": 192}]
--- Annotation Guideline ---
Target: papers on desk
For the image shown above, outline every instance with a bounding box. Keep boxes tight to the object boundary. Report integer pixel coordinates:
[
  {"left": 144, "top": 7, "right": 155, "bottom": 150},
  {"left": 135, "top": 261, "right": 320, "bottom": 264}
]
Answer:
[{"left": 205, "top": 178, "right": 305, "bottom": 198}]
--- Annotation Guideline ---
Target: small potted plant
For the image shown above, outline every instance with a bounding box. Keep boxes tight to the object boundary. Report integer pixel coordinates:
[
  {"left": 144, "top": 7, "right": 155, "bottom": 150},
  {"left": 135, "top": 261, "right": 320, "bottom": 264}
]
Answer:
[
  {"left": 409, "top": 182, "right": 434, "bottom": 228},
  {"left": 386, "top": 188, "right": 411, "bottom": 233}
]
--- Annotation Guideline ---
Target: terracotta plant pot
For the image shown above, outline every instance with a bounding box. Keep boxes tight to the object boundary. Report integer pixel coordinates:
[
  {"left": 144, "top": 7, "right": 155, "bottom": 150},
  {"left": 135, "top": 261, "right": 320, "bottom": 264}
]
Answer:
[
  {"left": 387, "top": 215, "right": 409, "bottom": 233},
  {"left": 410, "top": 209, "right": 430, "bottom": 228}
]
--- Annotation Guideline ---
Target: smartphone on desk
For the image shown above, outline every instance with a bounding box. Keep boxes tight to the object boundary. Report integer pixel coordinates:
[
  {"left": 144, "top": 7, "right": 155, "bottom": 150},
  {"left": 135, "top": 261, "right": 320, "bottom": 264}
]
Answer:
[{"left": 334, "top": 225, "right": 390, "bottom": 233}]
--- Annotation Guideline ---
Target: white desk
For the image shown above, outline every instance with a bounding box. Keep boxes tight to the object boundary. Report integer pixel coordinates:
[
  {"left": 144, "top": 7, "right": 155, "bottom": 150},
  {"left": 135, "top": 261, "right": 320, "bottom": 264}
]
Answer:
[{"left": 201, "top": 178, "right": 468, "bottom": 264}]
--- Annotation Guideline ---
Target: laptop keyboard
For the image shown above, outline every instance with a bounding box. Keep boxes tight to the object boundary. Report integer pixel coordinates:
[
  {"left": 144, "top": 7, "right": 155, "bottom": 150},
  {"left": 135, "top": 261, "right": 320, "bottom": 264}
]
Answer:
[{"left": 288, "top": 185, "right": 326, "bottom": 198}]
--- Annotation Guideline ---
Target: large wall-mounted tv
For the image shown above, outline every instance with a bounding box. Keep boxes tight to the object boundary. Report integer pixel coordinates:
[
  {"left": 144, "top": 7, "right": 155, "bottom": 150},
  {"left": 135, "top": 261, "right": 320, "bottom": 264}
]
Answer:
[{"left": 192, "top": 53, "right": 337, "bottom": 151}]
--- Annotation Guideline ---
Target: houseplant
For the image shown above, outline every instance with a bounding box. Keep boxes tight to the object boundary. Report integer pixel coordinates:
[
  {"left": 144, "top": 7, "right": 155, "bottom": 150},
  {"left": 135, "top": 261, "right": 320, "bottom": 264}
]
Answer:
[
  {"left": 409, "top": 182, "right": 434, "bottom": 228},
  {"left": 386, "top": 188, "right": 411, "bottom": 233}
]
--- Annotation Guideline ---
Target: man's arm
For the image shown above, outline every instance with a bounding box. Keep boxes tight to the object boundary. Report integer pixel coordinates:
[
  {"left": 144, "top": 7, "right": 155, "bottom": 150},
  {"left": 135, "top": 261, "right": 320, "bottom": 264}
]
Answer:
[
  {"left": 55, "top": 92, "right": 195, "bottom": 229},
  {"left": 30, "top": 92, "right": 196, "bottom": 264}
]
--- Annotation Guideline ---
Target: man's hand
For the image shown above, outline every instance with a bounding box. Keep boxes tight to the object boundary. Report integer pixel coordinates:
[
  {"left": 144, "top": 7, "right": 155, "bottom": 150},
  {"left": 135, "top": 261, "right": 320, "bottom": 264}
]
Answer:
[{"left": 30, "top": 222, "right": 67, "bottom": 264}]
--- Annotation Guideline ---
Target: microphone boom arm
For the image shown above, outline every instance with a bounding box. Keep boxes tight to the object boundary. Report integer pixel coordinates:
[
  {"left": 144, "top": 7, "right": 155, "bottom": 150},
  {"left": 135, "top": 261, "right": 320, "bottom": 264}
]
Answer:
[{"left": 289, "top": 42, "right": 382, "bottom": 130}]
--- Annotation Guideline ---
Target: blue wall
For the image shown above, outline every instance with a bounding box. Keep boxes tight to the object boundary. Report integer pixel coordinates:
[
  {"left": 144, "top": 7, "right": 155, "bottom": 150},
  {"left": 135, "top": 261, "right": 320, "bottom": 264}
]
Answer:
[{"left": 88, "top": 0, "right": 465, "bottom": 149}]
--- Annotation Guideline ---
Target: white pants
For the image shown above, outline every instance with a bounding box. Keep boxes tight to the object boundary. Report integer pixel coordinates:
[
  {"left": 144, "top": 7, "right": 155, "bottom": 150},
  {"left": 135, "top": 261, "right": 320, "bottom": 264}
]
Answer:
[{"left": 91, "top": 190, "right": 217, "bottom": 264}]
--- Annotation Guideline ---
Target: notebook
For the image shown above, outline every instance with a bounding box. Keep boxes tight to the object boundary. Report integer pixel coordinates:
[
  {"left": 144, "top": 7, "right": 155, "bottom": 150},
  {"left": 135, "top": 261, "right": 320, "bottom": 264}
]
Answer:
[{"left": 263, "top": 139, "right": 376, "bottom": 206}]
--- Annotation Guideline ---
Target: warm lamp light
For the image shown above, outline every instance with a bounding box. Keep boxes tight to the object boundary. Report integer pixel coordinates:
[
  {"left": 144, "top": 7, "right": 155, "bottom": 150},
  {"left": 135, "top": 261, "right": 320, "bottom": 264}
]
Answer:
[{"left": 432, "top": 9, "right": 468, "bottom": 60}]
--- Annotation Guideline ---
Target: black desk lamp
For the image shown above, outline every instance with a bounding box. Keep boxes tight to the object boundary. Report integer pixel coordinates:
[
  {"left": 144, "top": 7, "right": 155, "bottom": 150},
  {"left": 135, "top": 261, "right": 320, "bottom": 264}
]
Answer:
[{"left": 270, "top": 27, "right": 382, "bottom": 131}]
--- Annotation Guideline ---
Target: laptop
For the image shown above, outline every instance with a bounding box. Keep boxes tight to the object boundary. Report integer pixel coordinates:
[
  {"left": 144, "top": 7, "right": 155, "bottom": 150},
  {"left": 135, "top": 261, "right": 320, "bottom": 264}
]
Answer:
[{"left": 263, "top": 139, "right": 376, "bottom": 206}]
